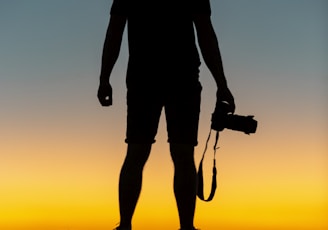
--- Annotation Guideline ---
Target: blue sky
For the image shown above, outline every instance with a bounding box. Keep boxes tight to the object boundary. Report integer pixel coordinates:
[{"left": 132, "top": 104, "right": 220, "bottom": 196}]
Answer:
[{"left": 1, "top": 0, "right": 326, "bottom": 120}]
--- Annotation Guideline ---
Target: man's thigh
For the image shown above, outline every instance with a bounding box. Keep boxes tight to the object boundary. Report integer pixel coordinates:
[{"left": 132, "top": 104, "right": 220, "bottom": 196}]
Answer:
[
  {"left": 126, "top": 87, "right": 163, "bottom": 144},
  {"left": 165, "top": 82, "right": 202, "bottom": 146}
]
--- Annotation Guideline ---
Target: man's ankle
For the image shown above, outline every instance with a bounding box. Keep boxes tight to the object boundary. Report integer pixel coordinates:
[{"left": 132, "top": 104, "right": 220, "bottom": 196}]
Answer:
[{"left": 116, "top": 224, "right": 131, "bottom": 230}]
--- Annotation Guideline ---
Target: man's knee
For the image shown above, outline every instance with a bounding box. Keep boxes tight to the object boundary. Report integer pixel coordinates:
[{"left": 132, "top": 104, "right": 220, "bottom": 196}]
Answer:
[
  {"left": 170, "top": 143, "right": 195, "bottom": 164},
  {"left": 127, "top": 143, "right": 152, "bottom": 153},
  {"left": 125, "top": 143, "right": 152, "bottom": 166}
]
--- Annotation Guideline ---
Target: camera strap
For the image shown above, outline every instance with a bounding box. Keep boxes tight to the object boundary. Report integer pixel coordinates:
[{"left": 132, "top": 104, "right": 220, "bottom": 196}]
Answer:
[{"left": 197, "top": 129, "right": 219, "bottom": 202}]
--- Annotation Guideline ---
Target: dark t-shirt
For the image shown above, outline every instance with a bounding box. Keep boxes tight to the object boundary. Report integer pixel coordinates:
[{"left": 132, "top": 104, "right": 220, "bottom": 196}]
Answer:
[{"left": 111, "top": 0, "right": 211, "bottom": 87}]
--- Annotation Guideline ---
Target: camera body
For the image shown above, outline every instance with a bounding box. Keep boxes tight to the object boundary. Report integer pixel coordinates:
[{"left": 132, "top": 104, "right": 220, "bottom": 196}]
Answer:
[{"left": 211, "top": 101, "right": 257, "bottom": 134}]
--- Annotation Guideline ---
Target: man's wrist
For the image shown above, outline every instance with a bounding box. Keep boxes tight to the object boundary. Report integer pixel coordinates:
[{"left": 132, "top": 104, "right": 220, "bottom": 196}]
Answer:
[
  {"left": 215, "top": 78, "right": 228, "bottom": 89},
  {"left": 212, "top": 70, "right": 227, "bottom": 88},
  {"left": 99, "top": 75, "right": 110, "bottom": 84}
]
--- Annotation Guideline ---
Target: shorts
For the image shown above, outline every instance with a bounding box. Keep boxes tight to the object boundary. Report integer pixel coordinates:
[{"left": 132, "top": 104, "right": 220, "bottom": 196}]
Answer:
[{"left": 125, "top": 80, "right": 202, "bottom": 146}]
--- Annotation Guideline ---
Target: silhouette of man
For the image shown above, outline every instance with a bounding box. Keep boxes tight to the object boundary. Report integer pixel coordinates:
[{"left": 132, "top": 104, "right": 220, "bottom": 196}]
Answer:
[{"left": 97, "top": 1, "right": 235, "bottom": 229}]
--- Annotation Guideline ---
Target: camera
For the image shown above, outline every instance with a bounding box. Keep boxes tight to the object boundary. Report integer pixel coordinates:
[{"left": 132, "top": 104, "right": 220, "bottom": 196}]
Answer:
[{"left": 211, "top": 101, "right": 257, "bottom": 134}]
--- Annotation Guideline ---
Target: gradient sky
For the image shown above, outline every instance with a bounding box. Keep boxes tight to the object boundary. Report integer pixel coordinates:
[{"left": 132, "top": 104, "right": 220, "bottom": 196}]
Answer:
[{"left": 0, "top": 1, "right": 327, "bottom": 230}]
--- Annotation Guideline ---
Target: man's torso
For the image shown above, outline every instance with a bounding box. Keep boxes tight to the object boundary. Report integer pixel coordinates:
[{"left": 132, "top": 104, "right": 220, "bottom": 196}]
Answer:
[{"left": 111, "top": 0, "right": 211, "bottom": 86}]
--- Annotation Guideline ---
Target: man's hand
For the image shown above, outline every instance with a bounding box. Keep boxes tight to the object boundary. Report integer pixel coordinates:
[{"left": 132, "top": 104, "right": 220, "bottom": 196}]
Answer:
[
  {"left": 97, "top": 82, "right": 113, "bottom": 106},
  {"left": 216, "top": 87, "right": 235, "bottom": 114}
]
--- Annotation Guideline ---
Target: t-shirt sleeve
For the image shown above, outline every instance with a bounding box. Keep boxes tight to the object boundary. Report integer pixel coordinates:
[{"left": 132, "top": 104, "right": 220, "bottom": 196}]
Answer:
[
  {"left": 110, "top": 0, "right": 129, "bottom": 15},
  {"left": 192, "top": 0, "right": 211, "bottom": 15}
]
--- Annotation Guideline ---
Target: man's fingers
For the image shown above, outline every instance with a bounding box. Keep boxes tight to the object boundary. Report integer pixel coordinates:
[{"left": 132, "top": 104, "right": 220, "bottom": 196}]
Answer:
[
  {"left": 230, "top": 102, "right": 236, "bottom": 114},
  {"left": 97, "top": 83, "right": 113, "bottom": 107},
  {"left": 98, "top": 94, "right": 112, "bottom": 106},
  {"left": 217, "top": 88, "right": 235, "bottom": 113},
  {"left": 101, "top": 100, "right": 112, "bottom": 106}
]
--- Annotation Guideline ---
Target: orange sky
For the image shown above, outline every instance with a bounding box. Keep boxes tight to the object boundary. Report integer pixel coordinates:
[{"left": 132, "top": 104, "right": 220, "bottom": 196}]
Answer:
[{"left": 1, "top": 110, "right": 327, "bottom": 229}]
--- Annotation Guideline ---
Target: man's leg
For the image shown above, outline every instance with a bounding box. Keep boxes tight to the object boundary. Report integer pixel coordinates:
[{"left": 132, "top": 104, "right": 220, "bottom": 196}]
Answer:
[
  {"left": 118, "top": 143, "right": 152, "bottom": 229},
  {"left": 170, "top": 143, "right": 197, "bottom": 230}
]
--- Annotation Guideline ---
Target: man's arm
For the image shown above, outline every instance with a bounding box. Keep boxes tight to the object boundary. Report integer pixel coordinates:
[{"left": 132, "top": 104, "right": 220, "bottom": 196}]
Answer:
[
  {"left": 193, "top": 14, "right": 235, "bottom": 112},
  {"left": 98, "top": 14, "right": 126, "bottom": 106}
]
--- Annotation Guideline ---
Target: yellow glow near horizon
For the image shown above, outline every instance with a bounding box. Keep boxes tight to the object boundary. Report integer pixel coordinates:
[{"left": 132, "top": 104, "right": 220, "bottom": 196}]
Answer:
[
  {"left": 1, "top": 131, "right": 327, "bottom": 230},
  {"left": 1, "top": 110, "right": 327, "bottom": 229}
]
